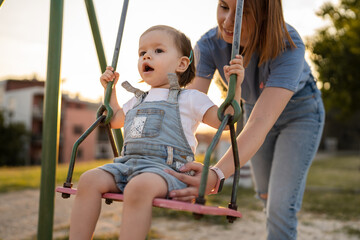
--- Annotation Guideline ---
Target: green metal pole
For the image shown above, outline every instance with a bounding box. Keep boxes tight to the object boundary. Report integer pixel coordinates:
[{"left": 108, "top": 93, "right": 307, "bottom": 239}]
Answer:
[
  {"left": 0, "top": 0, "right": 5, "bottom": 8},
  {"left": 84, "top": 0, "right": 107, "bottom": 72},
  {"left": 37, "top": 0, "right": 64, "bottom": 239}
]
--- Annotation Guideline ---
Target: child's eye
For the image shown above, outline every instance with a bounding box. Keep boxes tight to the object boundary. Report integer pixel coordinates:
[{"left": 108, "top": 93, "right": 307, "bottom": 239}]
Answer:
[
  {"left": 155, "top": 48, "right": 164, "bottom": 53},
  {"left": 139, "top": 51, "right": 146, "bottom": 56}
]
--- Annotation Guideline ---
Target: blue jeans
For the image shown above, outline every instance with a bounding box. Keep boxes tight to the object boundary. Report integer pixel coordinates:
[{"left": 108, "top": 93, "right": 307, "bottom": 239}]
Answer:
[{"left": 243, "top": 80, "right": 325, "bottom": 240}]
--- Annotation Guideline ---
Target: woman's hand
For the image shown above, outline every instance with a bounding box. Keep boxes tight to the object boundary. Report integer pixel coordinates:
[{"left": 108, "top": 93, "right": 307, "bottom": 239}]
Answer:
[
  {"left": 223, "top": 54, "right": 244, "bottom": 87},
  {"left": 222, "top": 54, "right": 244, "bottom": 116},
  {"left": 165, "top": 162, "right": 218, "bottom": 202},
  {"left": 100, "top": 66, "right": 120, "bottom": 89},
  {"left": 165, "top": 162, "right": 203, "bottom": 202}
]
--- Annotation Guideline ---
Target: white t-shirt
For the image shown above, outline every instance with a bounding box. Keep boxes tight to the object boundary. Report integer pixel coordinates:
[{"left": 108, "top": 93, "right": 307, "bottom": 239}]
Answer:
[{"left": 123, "top": 88, "right": 215, "bottom": 153}]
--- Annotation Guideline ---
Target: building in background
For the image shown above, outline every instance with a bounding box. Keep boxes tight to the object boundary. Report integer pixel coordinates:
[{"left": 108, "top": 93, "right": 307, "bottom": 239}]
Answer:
[
  {"left": 0, "top": 78, "right": 113, "bottom": 165},
  {"left": 0, "top": 78, "right": 253, "bottom": 187}
]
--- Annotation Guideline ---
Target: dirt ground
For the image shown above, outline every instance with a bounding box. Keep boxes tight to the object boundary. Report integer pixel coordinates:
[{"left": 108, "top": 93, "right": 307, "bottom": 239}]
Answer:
[{"left": 0, "top": 189, "right": 359, "bottom": 240}]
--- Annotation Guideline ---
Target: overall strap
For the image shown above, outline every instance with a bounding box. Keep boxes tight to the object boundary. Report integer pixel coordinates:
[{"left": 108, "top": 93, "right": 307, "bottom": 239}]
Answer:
[
  {"left": 167, "top": 73, "right": 181, "bottom": 104},
  {"left": 121, "top": 81, "right": 147, "bottom": 106},
  {"left": 121, "top": 81, "right": 145, "bottom": 98}
]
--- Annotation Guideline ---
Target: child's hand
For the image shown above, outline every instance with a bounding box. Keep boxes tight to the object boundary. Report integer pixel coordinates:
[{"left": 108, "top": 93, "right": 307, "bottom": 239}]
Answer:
[
  {"left": 100, "top": 66, "right": 120, "bottom": 89},
  {"left": 223, "top": 55, "right": 244, "bottom": 87}
]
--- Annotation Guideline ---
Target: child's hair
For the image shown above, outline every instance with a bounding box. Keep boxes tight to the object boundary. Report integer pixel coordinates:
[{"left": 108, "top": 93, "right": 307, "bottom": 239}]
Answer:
[{"left": 141, "top": 25, "right": 195, "bottom": 87}]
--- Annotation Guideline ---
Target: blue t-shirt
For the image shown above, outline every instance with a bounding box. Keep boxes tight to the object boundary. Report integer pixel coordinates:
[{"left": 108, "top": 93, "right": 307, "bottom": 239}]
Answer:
[{"left": 194, "top": 24, "right": 313, "bottom": 104}]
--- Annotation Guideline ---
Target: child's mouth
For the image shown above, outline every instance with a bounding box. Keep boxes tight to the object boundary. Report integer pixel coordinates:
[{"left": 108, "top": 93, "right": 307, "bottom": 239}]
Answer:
[{"left": 143, "top": 63, "right": 154, "bottom": 72}]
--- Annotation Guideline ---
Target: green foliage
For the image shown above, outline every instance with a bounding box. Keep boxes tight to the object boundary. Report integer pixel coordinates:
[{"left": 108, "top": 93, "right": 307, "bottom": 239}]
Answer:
[
  {"left": 307, "top": 0, "right": 360, "bottom": 119},
  {"left": 0, "top": 110, "right": 29, "bottom": 166}
]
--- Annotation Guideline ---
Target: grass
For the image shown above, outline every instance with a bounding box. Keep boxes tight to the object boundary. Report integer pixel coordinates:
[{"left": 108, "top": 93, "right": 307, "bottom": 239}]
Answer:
[
  {"left": 1, "top": 154, "right": 359, "bottom": 239},
  {"left": 306, "top": 155, "right": 360, "bottom": 190},
  {"left": 0, "top": 166, "right": 42, "bottom": 192},
  {"left": 0, "top": 159, "right": 112, "bottom": 193},
  {"left": 0, "top": 154, "right": 359, "bottom": 222},
  {"left": 343, "top": 226, "right": 360, "bottom": 238},
  {"left": 302, "top": 155, "right": 360, "bottom": 221},
  {"left": 151, "top": 155, "right": 360, "bottom": 223}
]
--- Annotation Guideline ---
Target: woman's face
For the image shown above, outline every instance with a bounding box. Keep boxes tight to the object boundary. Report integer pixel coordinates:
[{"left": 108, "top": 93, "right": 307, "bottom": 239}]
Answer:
[{"left": 217, "top": 0, "right": 250, "bottom": 46}]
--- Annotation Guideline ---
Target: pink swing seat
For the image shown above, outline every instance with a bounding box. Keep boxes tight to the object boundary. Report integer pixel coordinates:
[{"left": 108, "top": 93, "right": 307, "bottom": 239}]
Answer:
[{"left": 56, "top": 187, "right": 242, "bottom": 218}]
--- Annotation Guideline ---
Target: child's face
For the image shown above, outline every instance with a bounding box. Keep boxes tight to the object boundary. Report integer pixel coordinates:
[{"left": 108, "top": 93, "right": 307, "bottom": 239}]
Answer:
[{"left": 138, "top": 30, "right": 182, "bottom": 88}]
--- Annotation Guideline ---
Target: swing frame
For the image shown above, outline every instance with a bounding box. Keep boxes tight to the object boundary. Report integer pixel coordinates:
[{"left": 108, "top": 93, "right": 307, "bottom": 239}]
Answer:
[{"left": 58, "top": 0, "right": 245, "bottom": 223}]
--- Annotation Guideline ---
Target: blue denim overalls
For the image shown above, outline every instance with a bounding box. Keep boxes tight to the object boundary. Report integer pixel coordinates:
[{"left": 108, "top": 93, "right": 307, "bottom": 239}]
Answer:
[{"left": 100, "top": 74, "right": 194, "bottom": 193}]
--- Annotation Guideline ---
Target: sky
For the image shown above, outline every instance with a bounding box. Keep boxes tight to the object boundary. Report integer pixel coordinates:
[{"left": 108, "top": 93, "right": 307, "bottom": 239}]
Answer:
[{"left": 0, "top": 0, "right": 337, "bottom": 106}]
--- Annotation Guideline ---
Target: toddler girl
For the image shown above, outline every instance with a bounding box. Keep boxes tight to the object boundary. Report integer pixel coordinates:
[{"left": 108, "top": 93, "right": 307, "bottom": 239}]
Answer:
[{"left": 69, "top": 25, "right": 244, "bottom": 240}]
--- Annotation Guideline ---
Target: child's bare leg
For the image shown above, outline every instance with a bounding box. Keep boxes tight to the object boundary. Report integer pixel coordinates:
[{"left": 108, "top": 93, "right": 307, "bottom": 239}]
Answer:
[
  {"left": 119, "top": 173, "right": 168, "bottom": 240},
  {"left": 69, "top": 168, "right": 120, "bottom": 240}
]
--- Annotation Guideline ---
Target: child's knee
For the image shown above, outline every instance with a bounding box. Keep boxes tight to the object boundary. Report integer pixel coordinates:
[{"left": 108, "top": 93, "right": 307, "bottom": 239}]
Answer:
[
  {"left": 124, "top": 174, "right": 165, "bottom": 201},
  {"left": 124, "top": 177, "right": 148, "bottom": 197},
  {"left": 78, "top": 169, "right": 108, "bottom": 191},
  {"left": 77, "top": 170, "right": 97, "bottom": 189}
]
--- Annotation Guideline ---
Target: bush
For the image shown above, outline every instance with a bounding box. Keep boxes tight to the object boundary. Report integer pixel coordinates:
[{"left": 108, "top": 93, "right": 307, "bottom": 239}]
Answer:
[{"left": 0, "top": 110, "right": 29, "bottom": 166}]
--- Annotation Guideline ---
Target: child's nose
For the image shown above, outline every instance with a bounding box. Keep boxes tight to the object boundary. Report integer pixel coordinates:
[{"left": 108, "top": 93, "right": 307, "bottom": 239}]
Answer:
[{"left": 143, "top": 52, "right": 151, "bottom": 59}]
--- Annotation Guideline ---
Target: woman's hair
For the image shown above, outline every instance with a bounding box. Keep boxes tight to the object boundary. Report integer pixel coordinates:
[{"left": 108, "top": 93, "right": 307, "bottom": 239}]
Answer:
[
  {"left": 141, "top": 25, "right": 195, "bottom": 87},
  {"left": 241, "top": 0, "right": 297, "bottom": 66}
]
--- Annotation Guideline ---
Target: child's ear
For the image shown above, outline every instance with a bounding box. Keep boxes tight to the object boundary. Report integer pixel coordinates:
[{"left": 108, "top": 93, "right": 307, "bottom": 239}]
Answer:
[{"left": 176, "top": 56, "right": 190, "bottom": 73}]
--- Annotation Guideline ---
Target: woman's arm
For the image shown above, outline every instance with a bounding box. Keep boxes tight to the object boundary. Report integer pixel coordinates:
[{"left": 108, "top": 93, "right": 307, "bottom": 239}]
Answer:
[
  {"left": 167, "top": 86, "right": 293, "bottom": 200},
  {"left": 216, "top": 87, "right": 293, "bottom": 177}
]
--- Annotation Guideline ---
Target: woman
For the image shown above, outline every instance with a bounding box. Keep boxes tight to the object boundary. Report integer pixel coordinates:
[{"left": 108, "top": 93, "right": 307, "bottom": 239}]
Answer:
[{"left": 166, "top": 0, "right": 325, "bottom": 239}]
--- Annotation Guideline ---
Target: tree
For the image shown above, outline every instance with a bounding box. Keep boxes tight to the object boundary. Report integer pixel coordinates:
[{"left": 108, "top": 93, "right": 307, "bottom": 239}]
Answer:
[
  {"left": 307, "top": 0, "right": 360, "bottom": 150},
  {"left": 307, "top": 0, "right": 360, "bottom": 119},
  {"left": 0, "top": 110, "right": 29, "bottom": 166}
]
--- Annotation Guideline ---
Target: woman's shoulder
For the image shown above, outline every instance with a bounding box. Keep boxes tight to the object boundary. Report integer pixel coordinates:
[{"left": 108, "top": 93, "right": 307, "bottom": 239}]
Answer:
[
  {"left": 285, "top": 23, "right": 305, "bottom": 47},
  {"left": 201, "top": 27, "right": 218, "bottom": 39},
  {"left": 197, "top": 27, "right": 227, "bottom": 47},
  {"left": 285, "top": 23, "right": 300, "bottom": 37},
  {"left": 195, "top": 27, "right": 232, "bottom": 58}
]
